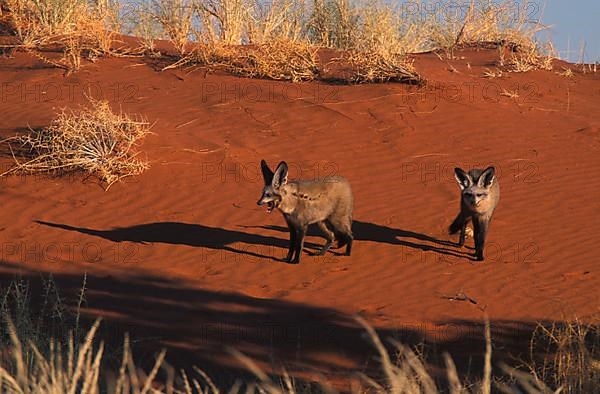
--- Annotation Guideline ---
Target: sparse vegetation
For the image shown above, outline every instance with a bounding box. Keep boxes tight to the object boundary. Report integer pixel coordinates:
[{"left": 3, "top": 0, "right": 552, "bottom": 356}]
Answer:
[
  {"left": 500, "top": 89, "right": 519, "bottom": 99},
  {"left": 1, "top": 276, "right": 596, "bottom": 393},
  {"left": 0, "top": 0, "right": 557, "bottom": 83},
  {"left": 557, "top": 67, "right": 574, "bottom": 78},
  {"left": 528, "top": 320, "right": 600, "bottom": 394},
  {"left": 343, "top": 50, "right": 422, "bottom": 84},
  {"left": 483, "top": 68, "right": 503, "bottom": 78},
  {"left": 0, "top": 98, "right": 151, "bottom": 190},
  {"left": 1, "top": 0, "right": 123, "bottom": 74},
  {"left": 166, "top": 38, "right": 320, "bottom": 82}
]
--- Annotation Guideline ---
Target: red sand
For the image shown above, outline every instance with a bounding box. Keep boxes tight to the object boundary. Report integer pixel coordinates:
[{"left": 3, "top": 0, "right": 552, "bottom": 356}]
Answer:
[{"left": 0, "top": 45, "right": 599, "bottom": 387}]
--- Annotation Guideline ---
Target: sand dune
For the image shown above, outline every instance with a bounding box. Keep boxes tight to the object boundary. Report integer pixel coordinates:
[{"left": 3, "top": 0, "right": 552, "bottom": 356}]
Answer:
[{"left": 0, "top": 46, "right": 599, "bottom": 386}]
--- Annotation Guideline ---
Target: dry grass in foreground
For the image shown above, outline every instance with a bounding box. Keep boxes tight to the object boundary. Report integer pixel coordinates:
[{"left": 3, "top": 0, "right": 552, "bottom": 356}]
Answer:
[
  {"left": 1, "top": 98, "right": 150, "bottom": 190},
  {"left": 527, "top": 320, "right": 600, "bottom": 393},
  {"left": 2, "top": 276, "right": 596, "bottom": 393}
]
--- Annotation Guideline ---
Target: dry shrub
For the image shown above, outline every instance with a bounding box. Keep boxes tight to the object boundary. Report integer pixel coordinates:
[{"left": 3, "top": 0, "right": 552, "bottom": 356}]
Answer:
[
  {"left": 504, "top": 42, "right": 554, "bottom": 72},
  {"left": 307, "top": 0, "right": 429, "bottom": 55},
  {"left": 354, "top": 0, "right": 428, "bottom": 56},
  {"left": 245, "top": 0, "right": 306, "bottom": 44},
  {"left": 308, "top": 0, "right": 356, "bottom": 50},
  {"left": 422, "top": 0, "right": 555, "bottom": 73},
  {"left": 230, "top": 39, "right": 319, "bottom": 82},
  {"left": 145, "top": 0, "right": 196, "bottom": 54},
  {"left": 166, "top": 39, "right": 319, "bottom": 82},
  {"left": 196, "top": 0, "right": 248, "bottom": 45},
  {"left": 344, "top": 51, "right": 422, "bottom": 84},
  {"left": 2, "top": 0, "right": 122, "bottom": 73},
  {"left": 1, "top": 98, "right": 150, "bottom": 190},
  {"left": 529, "top": 320, "right": 600, "bottom": 393},
  {"left": 125, "top": 2, "right": 163, "bottom": 56},
  {"left": 428, "top": 1, "right": 546, "bottom": 51}
]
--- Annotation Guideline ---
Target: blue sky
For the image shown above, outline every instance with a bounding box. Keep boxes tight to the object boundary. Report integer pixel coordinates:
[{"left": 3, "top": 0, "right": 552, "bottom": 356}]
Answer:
[{"left": 542, "top": 1, "right": 600, "bottom": 63}]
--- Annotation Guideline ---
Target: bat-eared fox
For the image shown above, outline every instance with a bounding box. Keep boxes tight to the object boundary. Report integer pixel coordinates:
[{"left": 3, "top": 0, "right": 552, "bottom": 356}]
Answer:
[
  {"left": 449, "top": 166, "right": 500, "bottom": 261},
  {"left": 257, "top": 160, "right": 353, "bottom": 264}
]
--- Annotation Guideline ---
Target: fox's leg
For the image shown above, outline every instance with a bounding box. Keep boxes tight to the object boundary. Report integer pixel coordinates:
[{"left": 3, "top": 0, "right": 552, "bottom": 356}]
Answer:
[
  {"left": 292, "top": 225, "right": 307, "bottom": 264},
  {"left": 327, "top": 216, "right": 353, "bottom": 256},
  {"left": 324, "top": 220, "right": 346, "bottom": 249},
  {"left": 449, "top": 211, "right": 468, "bottom": 247},
  {"left": 316, "top": 221, "right": 334, "bottom": 256},
  {"left": 284, "top": 219, "right": 297, "bottom": 262},
  {"left": 473, "top": 215, "right": 489, "bottom": 261},
  {"left": 344, "top": 233, "right": 353, "bottom": 256},
  {"left": 458, "top": 217, "right": 468, "bottom": 247}
]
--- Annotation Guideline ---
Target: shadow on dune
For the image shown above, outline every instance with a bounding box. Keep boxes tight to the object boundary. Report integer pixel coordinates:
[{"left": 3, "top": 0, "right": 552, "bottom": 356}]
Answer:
[
  {"left": 35, "top": 220, "right": 297, "bottom": 263},
  {"left": 247, "top": 220, "right": 476, "bottom": 261},
  {"left": 37, "top": 219, "right": 476, "bottom": 264},
  {"left": 0, "top": 262, "right": 547, "bottom": 391}
]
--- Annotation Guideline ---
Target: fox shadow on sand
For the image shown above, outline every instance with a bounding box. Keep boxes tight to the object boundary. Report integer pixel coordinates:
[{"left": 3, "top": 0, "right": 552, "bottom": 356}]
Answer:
[
  {"left": 35, "top": 220, "right": 326, "bottom": 263},
  {"left": 246, "top": 220, "right": 477, "bottom": 261},
  {"left": 37, "top": 219, "right": 475, "bottom": 262}
]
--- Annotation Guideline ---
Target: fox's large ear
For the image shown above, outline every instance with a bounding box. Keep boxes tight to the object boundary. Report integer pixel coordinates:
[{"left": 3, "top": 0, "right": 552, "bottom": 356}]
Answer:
[
  {"left": 454, "top": 167, "right": 472, "bottom": 190},
  {"left": 478, "top": 166, "right": 496, "bottom": 188},
  {"left": 260, "top": 159, "right": 274, "bottom": 185},
  {"left": 272, "top": 161, "right": 288, "bottom": 189}
]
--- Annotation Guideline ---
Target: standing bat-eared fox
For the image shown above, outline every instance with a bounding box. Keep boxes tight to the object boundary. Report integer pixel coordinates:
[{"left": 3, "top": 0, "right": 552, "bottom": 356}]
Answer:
[
  {"left": 449, "top": 166, "right": 500, "bottom": 261},
  {"left": 257, "top": 160, "right": 354, "bottom": 264}
]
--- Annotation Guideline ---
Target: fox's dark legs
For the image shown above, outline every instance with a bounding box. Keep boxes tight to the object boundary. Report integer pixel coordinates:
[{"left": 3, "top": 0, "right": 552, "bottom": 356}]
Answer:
[
  {"left": 458, "top": 218, "right": 467, "bottom": 247},
  {"left": 327, "top": 217, "right": 353, "bottom": 256},
  {"left": 473, "top": 216, "right": 490, "bottom": 261},
  {"left": 292, "top": 225, "right": 307, "bottom": 264},
  {"left": 316, "top": 221, "right": 334, "bottom": 256},
  {"left": 344, "top": 234, "right": 353, "bottom": 256},
  {"left": 284, "top": 219, "right": 297, "bottom": 262},
  {"left": 449, "top": 211, "right": 469, "bottom": 247}
]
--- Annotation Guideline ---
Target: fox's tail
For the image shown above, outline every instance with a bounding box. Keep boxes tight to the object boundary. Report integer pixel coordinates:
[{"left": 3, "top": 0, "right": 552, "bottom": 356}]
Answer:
[{"left": 448, "top": 213, "right": 464, "bottom": 235}]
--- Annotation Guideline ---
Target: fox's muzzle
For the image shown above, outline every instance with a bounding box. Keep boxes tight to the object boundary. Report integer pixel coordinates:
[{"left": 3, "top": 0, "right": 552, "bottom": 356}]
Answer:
[{"left": 257, "top": 197, "right": 275, "bottom": 213}]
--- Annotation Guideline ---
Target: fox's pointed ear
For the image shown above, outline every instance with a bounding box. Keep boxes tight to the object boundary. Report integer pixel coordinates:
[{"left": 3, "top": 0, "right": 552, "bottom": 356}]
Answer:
[
  {"left": 454, "top": 167, "right": 472, "bottom": 190},
  {"left": 478, "top": 166, "right": 496, "bottom": 188},
  {"left": 260, "top": 160, "right": 274, "bottom": 185},
  {"left": 272, "top": 161, "right": 288, "bottom": 189}
]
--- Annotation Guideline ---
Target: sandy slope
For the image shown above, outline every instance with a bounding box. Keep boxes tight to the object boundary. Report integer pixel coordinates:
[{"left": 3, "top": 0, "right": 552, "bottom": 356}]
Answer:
[{"left": 0, "top": 46, "right": 599, "bottom": 386}]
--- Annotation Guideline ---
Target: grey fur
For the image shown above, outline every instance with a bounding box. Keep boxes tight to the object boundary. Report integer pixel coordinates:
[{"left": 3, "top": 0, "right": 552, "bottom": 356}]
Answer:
[
  {"left": 257, "top": 160, "right": 354, "bottom": 264},
  {"left": 449, "top": 166, "right": 500, "bottom": 261}
]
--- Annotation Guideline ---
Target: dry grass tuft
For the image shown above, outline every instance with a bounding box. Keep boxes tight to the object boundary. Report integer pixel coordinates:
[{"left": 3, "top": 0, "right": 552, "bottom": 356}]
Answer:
[
  {"left": 2, "top": 0, "right": 123, "bottom": 73},
  {"left": 528, "top": 319, "right": 600, "bottom": 394},
  {"left": 166, "top": 39, "right": 319, "bottom": 82},
  {"left": 1, "top": 98, "right": 150, "bottom": 190},
  {"left": 0, "top": 318, "right": 200, "bottom": 394},
  {"left": 230, "top": 39, "right": 319, "bottom": 82},
  {"left": 500, "top": 89, "right": 519, "bottom": 99},
  {"left": 505, "top": 43, "right": 554, "bottom": 73},
  {"left": 483, "top": 68, "right": 503, "bottom": 78},
  {"left": 343, "top": 51, "right": 423, "bottom": 84},
  {"left": 556, "top": 67, "right": 574, "bottom": 78},
  {"left": 145, "top": 0, "right": 196, "bottom": 55}
]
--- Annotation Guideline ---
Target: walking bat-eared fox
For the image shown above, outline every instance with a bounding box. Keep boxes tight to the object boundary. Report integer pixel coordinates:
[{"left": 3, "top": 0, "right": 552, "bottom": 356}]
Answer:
[
  {"left": 449, "top": 166, "right": 500, "bottom": 261},
  {"left": 257, "top": 160, "right": 354, "bottom": 264}
]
